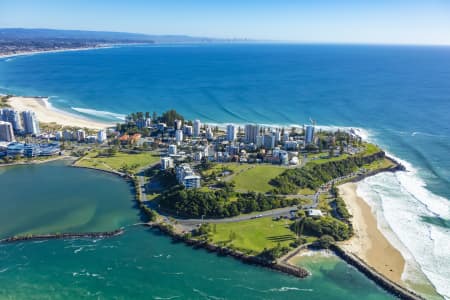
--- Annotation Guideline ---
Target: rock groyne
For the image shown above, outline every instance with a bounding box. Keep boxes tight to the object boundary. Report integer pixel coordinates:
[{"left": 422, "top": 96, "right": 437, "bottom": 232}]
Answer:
[
  {"left": 0, "top": 229, "right": 124, "bottom": 244},
  {"left": 330, "top": 245, "right": 425, "bottom": 300}
]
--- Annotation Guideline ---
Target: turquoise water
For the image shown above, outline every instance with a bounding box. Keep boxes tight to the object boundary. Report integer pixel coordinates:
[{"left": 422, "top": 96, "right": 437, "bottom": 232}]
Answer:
[
  {"left": 0, "top": 44, "right": 449, "bottom": 298},
  {"left": 0, "top": 163, "right": 393, "bottom": 299},
  {"left": 0, "top": 44, "right": 448, "bottom": 198},
  {"left": 0, "top": 160, "right": 139, "bottom": 238}
]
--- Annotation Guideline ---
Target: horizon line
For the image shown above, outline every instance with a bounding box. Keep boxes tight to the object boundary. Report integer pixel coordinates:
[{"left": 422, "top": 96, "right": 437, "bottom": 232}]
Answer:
[{"left": 2, "top": 26, "right": 450, "bottom": 48}]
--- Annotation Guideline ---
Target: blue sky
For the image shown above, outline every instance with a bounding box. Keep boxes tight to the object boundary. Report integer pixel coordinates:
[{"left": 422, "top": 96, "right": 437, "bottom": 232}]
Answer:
[{"left": 1, "top": 0, "right": 450, "bottom": 45}]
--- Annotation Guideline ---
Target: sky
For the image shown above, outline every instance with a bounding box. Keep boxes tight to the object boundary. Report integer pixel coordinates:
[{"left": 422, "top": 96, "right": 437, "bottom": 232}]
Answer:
[{"left": 1, "top": 0, "right": 450, "bottom": 45}]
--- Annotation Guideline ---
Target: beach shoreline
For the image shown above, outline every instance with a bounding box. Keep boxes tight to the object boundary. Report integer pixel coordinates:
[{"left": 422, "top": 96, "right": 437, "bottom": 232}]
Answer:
[
  {"left": 337, "top": 182, "right": 406, "bottom": 284},
  {"left": 0, "top": 45, "right": 114, "bottom": 60},
  {"left": 6, "top": 96, "right": 113, "bottom": 129}
]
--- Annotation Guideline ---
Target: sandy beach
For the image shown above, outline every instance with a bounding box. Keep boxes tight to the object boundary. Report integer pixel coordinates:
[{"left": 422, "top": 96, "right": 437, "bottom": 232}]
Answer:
[
  {"left": 338, "top": 182, "right": 406, "bottom": 284},
  {"left": 6, "top": 96, "right": 113, "bottom": 130}
]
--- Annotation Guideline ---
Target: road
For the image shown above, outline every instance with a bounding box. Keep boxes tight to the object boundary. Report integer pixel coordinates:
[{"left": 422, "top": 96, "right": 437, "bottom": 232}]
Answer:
[{"left": 173, "top": 205, "right": 299, "bottom": 226}]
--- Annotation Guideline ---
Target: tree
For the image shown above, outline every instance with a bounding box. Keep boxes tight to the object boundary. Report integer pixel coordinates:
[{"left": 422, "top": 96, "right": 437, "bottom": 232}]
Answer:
[{"left": 318, "top": 235, "right": 335, "bottom": 249}]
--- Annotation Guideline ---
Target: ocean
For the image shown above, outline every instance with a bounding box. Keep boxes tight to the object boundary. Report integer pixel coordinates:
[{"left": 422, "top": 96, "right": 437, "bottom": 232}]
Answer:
[{"left": 0, "top": 44, "right": 449, "bottom": 298}]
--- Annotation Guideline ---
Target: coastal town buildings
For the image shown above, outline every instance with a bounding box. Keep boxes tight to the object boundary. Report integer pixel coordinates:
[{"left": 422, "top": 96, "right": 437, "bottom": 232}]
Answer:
[
  {"left": 206, "top": 127, "right": 214, "bottom": 140},
  {"left": 305, "top": 125, "right": 315, "bottom": 144},
  {"left": 0, "top": 108, "right": 22, "bottom": 132},
  {"left": 245, "top": 124, "right": 260, "bottom": 144},
  {"left": 160, "top": 156, "right": 174, "bottom": 170},
  {"left": 0, "top": 121, "right": 15, "bottom": 142},
  {"left": 175, "top": 163, "right": 201, "bottom": 189},
  {"left": 193, "top": 119, "right": 201, "bottom": 137},
  {"left": 263, "top": 133, "right": 276, "bottom": 149},
  {"left": 97, "top": 130, "right": 107, "bottom": 143},
  {"left": 174, "top": 119, "right": 182, "bottom": 130},
  {"left": 3, "top": 142, "right": 60, "bottom": 158},
  {"left": 135, "top": 118, "right": 151, "bottom": 129},
  {"left": 175, "top": 129, "right": 183, "bottom": 144},
  {"left": 226, "top": 124, "right": 236, "bottom": 141},
  {"left": 183, "top": 125, "right": 193, "bottom": 136},
  {"left": 76, "top": 129, "right": 86, "bottom": 142},
  {"left": 63, "top": 130, "right": 73, "bottom": 141},
  {"left": 168, "top": 144, "right": 177, "bottom": 155},
  {"left": 21, "top": 110, "right": 40, "bottom": 135}
]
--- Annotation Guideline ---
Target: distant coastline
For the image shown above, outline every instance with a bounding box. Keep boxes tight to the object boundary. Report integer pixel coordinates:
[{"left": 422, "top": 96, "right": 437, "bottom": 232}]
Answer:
[{"left": 0, "top": 44, "right": 115, "bottom": 60}]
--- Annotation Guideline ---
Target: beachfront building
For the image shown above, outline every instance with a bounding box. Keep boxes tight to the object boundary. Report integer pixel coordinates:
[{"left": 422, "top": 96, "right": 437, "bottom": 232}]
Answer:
[
  {"left": 175, "top": 129, "right": 183, "bottom": 144},
  {"left": 305, "top": 125, "right": 315, "bottom": 144},
  {"left": 97, "top": 130, "right": 107, "bottom": 143},
  {"left": 0, "top": 108, "right": 22, "bottom": 132},
  {"left": 193, "top": 119, "right": 201, "bottom": 137},
  {"left": 160, "top": 156, "right": 174, "bottom": 170},
  {"left": 55, "top": 131, "right": 63, "bottom": 141},
  {"left": 226, "top": 124, "right": 236, "bottom": 142},
  {"left": 76, "top": 129, "right": 86, "bottom": 142},
  {"left": 176, "top": 163, "right": 201, "bottom": 189},
  {"left": 245, "top": 124, "right": 260, "bottom": 144},
  {"left": 0, "top": 121, "right": 15, "bottom": 142},
  {"left": 63, "top": 130, "right": 73, "bottom": 141},
  {"left": 21, "top": 110, "right": 40, "bottom": 135}
]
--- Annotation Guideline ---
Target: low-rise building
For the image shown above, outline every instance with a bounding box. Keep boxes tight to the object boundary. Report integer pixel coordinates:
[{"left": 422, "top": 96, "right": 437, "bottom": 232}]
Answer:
[
  {"left": 97, "top": 130, "right": 107, "bottom": 143},
  {"left": 168, "top": 144, "right": 177, "bottom": 155},
  {"left": 307, "top": 209, "right": 323, "bottom": 218},
  {"left": 160, "top": 156, "right": 174, "bottom": 170},
  {"left": 176, "top": 163, "right": 201, "bottom": 189}
]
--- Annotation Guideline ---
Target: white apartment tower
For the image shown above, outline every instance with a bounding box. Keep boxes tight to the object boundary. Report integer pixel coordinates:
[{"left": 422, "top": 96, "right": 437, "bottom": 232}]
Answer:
[
  {"left": 226, "top": 124, "right": 236, "bottom": 142},
  {"left": 0, "top": 121, "right": 15, "bottom": 142},
  {"left": 193, "top": 119, "right": 201, "bottom": 137},
  {"left": 175, "top": 129, "right": 183, "bottom": 144},
  {"left": 21, "top": 111, "right": 40, "bottom": 135},
  {"left": 97, "top": 130, "right": 107, "bottom": 143}
]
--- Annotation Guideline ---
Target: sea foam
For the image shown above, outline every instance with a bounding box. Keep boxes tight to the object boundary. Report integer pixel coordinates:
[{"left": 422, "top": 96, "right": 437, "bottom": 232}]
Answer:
[
  {"left": 71, "top": 107, "right": 126, "bottom": 121},
  {"left": 356, "top": 154, "right": 450, "bottom": 299}
]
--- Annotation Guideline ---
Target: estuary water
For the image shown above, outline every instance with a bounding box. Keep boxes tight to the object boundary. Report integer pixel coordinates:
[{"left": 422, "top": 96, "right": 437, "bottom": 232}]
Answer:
[
  {"left": 0, "top": 161, "right": 393, "bottom": 299},
  {"left": 0, "top": 44, "right": 449, "bottom": 298},
  {"left": 0, "top": 160, "right": 139, "bottom": 238}
]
